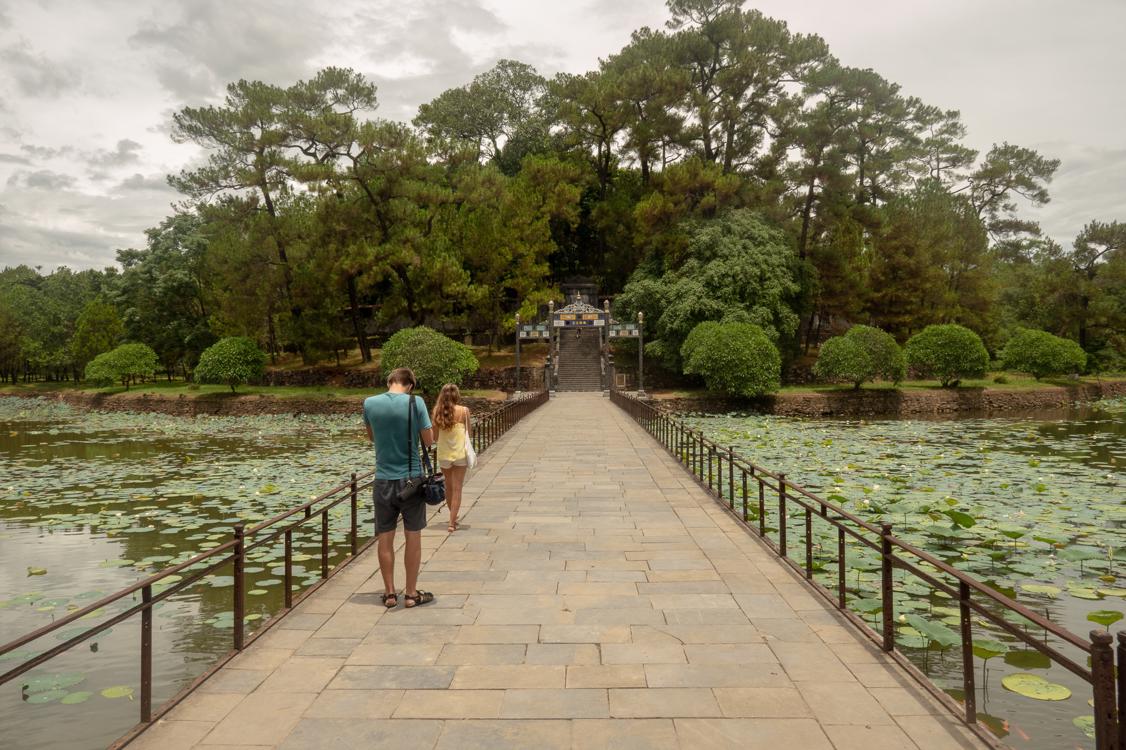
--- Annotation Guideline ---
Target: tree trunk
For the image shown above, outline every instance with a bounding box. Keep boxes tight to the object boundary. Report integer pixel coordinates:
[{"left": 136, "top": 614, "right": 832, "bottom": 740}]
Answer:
[
  {"left": 346, "top": 274, "right": 372, "bottom": 363},
  {"left": 1079, "top": 295, "right": 1089, "bottom": 350},
  {"left": 266, "top": 310, "right": 279, "bottom": 365}
]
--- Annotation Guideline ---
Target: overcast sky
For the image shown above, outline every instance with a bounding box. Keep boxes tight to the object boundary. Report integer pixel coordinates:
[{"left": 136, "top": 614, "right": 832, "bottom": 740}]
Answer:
[{"left": 0, "top": 0, "right": 1123, "bottom": 271}]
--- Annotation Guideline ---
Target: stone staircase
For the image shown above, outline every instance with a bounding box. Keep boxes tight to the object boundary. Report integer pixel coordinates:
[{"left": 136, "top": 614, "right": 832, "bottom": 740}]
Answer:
[{"left": 555, "top": 328, "right": 602, "bottom": 391}]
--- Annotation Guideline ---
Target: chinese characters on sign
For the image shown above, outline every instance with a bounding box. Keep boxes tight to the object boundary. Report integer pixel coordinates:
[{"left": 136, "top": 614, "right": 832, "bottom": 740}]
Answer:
[
  {"left": 608, "top": 323, "right": 640, "bottom": 338},
  {"left": 552, "top": 313, "right": 605, "bottom": 328},
  {"left": 518, "top": 324, "right": 550, "bottom": 339}
]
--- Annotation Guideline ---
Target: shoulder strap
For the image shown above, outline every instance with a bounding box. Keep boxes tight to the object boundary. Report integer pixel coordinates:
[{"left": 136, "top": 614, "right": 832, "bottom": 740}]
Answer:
[{"left": 406, "top": 394, "right": 413, "bottom": 477}]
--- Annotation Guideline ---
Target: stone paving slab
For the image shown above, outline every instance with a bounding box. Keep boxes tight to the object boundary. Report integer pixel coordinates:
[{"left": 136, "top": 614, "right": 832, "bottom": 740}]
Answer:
[{"left": 131, "top": 393, "right": 986, "bottom": 750}]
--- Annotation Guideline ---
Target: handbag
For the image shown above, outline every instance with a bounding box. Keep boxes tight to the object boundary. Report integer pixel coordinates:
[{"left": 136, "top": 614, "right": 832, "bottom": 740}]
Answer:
[
  {"left": 463, "top": 409, "right": 478, "bottom": 469},
  {"left": 396, "top": 394, "right": 446, "bottom": 506}
]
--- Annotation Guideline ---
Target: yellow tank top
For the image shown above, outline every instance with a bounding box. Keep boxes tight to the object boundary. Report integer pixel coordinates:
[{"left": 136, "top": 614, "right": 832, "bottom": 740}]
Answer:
[{"left": 437, "top": 422, "right": 467, "bottom": 461}]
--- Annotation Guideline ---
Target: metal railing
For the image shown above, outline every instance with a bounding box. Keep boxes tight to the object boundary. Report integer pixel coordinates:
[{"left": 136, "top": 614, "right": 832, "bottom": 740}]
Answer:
[
  {"left": 611, "top": 390, "right": 1122, "bottom": 749},
  {"left": 0, "top": 390, "right": 548, "bottom": 749}
]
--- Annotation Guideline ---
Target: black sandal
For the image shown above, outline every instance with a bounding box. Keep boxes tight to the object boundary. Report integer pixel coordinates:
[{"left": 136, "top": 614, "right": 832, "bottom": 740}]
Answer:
[
  {"left": 381, "top": 592, "right": 398, "bottom": 608},
  {"left": 403, "top": 590, "right": 434, "bottom": 608}
]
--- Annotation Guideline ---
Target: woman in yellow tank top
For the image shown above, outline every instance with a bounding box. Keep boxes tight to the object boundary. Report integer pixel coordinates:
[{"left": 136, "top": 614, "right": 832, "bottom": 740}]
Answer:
[{"left": 432, "top": 384, "right": 471, "bottom": 533}]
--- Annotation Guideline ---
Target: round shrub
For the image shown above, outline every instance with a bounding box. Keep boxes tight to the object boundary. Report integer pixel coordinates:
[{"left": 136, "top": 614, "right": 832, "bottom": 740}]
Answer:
[
  {"left": 845, "top": 325, "right": 906, "bottom": 383},
  {"left": 905, "top": 324, "right": 989, "bottom": 387},
  {"left": 84, "top": 343, "right": 159, "bottom": 389},
  {"left": 1001, "top": 329, "right": 1087, "bottom": 379},
  {"left": 813, "top": 336, "right": 872, "bottom": 389},
  {"left": 194, "top": 337, "right": 268, "bottom": 392},
  {"left": 679, "top": 321, "right": 721, "bottom": 366},
  {"left": 381, "top": 326, "right": 479, "bottom": 392},
  {"left": 680, "top": 321, "right": 781, "bottom": 397},
  {"left": 813, "top": 325, "right": 905, "bottom": 388}
]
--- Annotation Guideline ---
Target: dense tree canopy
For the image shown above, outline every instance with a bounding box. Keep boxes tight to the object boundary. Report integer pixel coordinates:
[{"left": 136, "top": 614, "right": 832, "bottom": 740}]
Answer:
[{"left": 3, "top": 0, "right": 1121, "bottom": 384}]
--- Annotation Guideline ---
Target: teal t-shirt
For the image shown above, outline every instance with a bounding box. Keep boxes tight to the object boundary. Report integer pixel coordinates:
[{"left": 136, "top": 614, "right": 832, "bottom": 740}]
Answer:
[{"left": 362, "top": 392, "right": 433, "bottom": 480}]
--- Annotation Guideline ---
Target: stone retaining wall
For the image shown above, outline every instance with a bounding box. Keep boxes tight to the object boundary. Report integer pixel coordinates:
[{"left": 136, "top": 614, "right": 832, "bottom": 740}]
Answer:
[
  {"left": 652, "top": 380, "right": 1126, "bottom": 418},
  {"left": 262, "top": 365, "right": 545, "bottom": 392},
  {"left": 7, "top": 390, "right": 505, "bottom": 417}
]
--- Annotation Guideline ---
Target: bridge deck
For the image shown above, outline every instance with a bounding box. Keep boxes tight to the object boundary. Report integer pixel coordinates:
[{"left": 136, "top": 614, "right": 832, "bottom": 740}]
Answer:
[{"left": 134, "top": 393, "right": 984, "bottom": 750}]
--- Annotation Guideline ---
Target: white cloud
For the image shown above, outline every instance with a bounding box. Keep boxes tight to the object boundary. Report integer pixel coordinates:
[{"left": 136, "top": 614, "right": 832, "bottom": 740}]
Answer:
[{"left": 0, "top": 0, "right": 1122, "bottom": 271}]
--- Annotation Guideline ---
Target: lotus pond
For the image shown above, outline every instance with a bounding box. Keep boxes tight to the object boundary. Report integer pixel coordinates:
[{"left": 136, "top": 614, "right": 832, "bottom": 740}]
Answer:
[
  {"left": 0, "top": 398, "right": 373, "bottom": 750},
  {"left": 686, "top": 397, "right": 1125, "bottom": 749}
]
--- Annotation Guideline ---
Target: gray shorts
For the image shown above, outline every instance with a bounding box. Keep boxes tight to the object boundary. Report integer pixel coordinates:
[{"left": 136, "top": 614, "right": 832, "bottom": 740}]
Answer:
[{"left": 373, "top": 478, "right": 427, "bottom": 534}]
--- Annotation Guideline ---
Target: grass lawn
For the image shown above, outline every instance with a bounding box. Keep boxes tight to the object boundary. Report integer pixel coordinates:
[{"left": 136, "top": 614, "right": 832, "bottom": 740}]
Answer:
[
  {"left": 651, "top": 374, "right": 1126, "bottom": 399},
  {"left": 267, "top": 343, "right": 549, "bottom": 372},
  {"left": 0, "top": 380, "right": 508, "bottom": 401}
]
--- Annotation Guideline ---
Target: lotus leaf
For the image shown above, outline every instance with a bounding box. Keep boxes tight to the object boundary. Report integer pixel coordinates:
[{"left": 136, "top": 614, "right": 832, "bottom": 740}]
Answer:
[
  {"left": 903, "top": 614, "right": 960, "bottom": 648},
  {"left": 1070, "top": 588, "right": 1102, "bottom": 600},
  {"left": 1059, "top": 546, "right": 1101, "bottom": 563},
  {"left": 59, "top": 691, "right": 93, "bottom": 705},
  {"left": 1086, "top": 609, "right": 1123, "bottom": 628},
  {"left": 1019, "top": 584, "right": 1060, "bottom": 597},
  {"left": 100, "top": 685, "right": 134, "bottom": 699},
  {"left": 26, "top": 689, "right": 68, "bottom": 704},
  {"left": 972, "top": 640, "right": 1008, "bottom": 660},
  {"left": 1001, "top": 673, "right": 1071, "bottom": 701},
  {"left": 23, "top": 673, "right": 85, "bottom": 692}
]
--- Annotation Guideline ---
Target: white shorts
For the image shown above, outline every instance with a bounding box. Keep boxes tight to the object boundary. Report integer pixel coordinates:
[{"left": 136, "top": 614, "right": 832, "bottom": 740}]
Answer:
[{"left": 439, "top": 458, "right": 468, "bottom": 470}]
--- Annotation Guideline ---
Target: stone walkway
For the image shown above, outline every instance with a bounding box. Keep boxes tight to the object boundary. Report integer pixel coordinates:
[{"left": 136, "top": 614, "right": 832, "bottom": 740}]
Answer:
[{"left": 134, "top": 393, "right": 985, "bottom": 750}]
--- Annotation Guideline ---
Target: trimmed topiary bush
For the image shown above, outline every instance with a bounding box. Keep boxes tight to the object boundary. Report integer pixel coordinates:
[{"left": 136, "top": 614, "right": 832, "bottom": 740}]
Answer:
[
  {"left": 905, "top": 324, "right": 989, "bottom": 387},
  {"left": 813, "top": 325, "right": 905, "bottom": 389},
  {"left": 845, "top": 325, "right": 906, "bottom": 383},
  {"left": 84, "top": 343, "right": 159, "bottom": 389},
  {"left": 1001, "top": 329, "right": 1087, "bottom": 379},
  {"left": 194, "top": 337, "right": 268, "bottom": 392},
  {"left": 813, "top": 336, "right": 872, "bottom": 389},
  {"left": 381, "top": 326, "right": 479, "bottom": 392},
  {"left": 680, "top": 321, "right": 781, "bottom": 397}
]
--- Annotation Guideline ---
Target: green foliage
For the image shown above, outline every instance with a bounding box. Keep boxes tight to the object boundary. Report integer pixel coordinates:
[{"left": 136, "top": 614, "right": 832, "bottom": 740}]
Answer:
[
  {"left": 193, "top": 337, "right": 268, "bottom": 392},
  {"left": 680, "top": 321, "right": 781, "bottom": 397},
  {"left": 84, "top": 344, "right": 159, "bottom": 389},
  {"left": 813, "top": 325, "right": 906, "bottom": 388},
  {"left": 905, "top": 324, "right": 990, "bottom": 387},
  {"left": 812, "top": 336, "right": 871, "bottom": 389},
  {"left": 617, "top": 210, "right": 799, "bottom": 371},
  {"left": 1001, "top": 329, "right": 1087, "bottom": 379},
  {"left": 848, "top": 325, "right": 907, "bottom": 383},
  {"left": 114, "top": 214, "right": 214, "bottom": 373},
  {"left": 70, "top": 298, "right": 123, "bottom": 370},
  {"left": 0, "top": 13, "right": 1096, "bottom": 384},
  {"left": 380, "top": 327, "right": 479, "bottom": 392}
]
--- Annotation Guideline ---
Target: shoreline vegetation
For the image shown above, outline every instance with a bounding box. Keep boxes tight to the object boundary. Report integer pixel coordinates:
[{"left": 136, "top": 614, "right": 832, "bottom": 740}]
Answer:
[
  {"left": 0, "top": 381, "right": 508, "bottom": 417},
  {"left": 652, "top": 376, "right": 1126, "bottom": 417},
  {"left": 2, "top": 375, "right": 1123, "bottom": 418}
]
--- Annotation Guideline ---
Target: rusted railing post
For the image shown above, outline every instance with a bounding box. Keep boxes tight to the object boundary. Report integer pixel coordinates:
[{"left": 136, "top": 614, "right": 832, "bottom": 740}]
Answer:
[
  {"left": 880, "top": 523, "right": 894, "bottom": 652},
  {"left": 959, "top": 581, "right": 976, "bottom": 725},
  {"left": 1117, "top": 631, "right": 1126, "bottom": 749},
  {"left": 232, "top": 523, "right": 246, "bottom": 651},
  {"left": 320, "top": 509, "right": 329, "bottom": 579},
  {"left": 707, "top": 445, "right": 714, "bottom": 494},
  {"left": 349, "top": 472, "right": 358, "bottom": 557},
  {"left": 1090, "top": 630, "right": 1117, "bottom": 749},
  {"left": 728, "top": 447, "right": 735, "bottom": 510},
  {"left": 741, "top": 470, "right": 748, "bottom": 522},
  {"left": 778, "top": 474, "right": 787, "bottom": 558},
  {"left": 804, "top": 506, "right": 813, "bottom": 580},
  {"left": 756, "top": 472, "right": 765, "bottom": 536},
  {"left": 837, "top": 527, "right": 846, "bottom": 608},
  {"left": 140, "top": 584, "right": 152, "bottom": 723},
  {"left": 283, "top": 528, "right": 293, "bottom": 609}
]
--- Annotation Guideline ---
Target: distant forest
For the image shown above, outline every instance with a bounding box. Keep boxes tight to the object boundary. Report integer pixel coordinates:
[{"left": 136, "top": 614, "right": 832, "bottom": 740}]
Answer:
[{"left": 2, "top": 0, "right": 1123, "bottom": 382}]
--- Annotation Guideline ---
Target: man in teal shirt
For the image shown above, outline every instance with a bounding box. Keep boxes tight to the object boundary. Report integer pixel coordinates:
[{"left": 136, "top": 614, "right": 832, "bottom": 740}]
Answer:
[{"left": 363, "top": 367, "right": 435, "bottom": 608}]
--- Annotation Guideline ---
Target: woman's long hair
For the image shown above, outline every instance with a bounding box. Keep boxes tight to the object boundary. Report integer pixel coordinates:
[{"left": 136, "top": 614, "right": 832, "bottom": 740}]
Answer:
[{"left": 432, "top": 383, "right": 461, "bottom": 430}]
